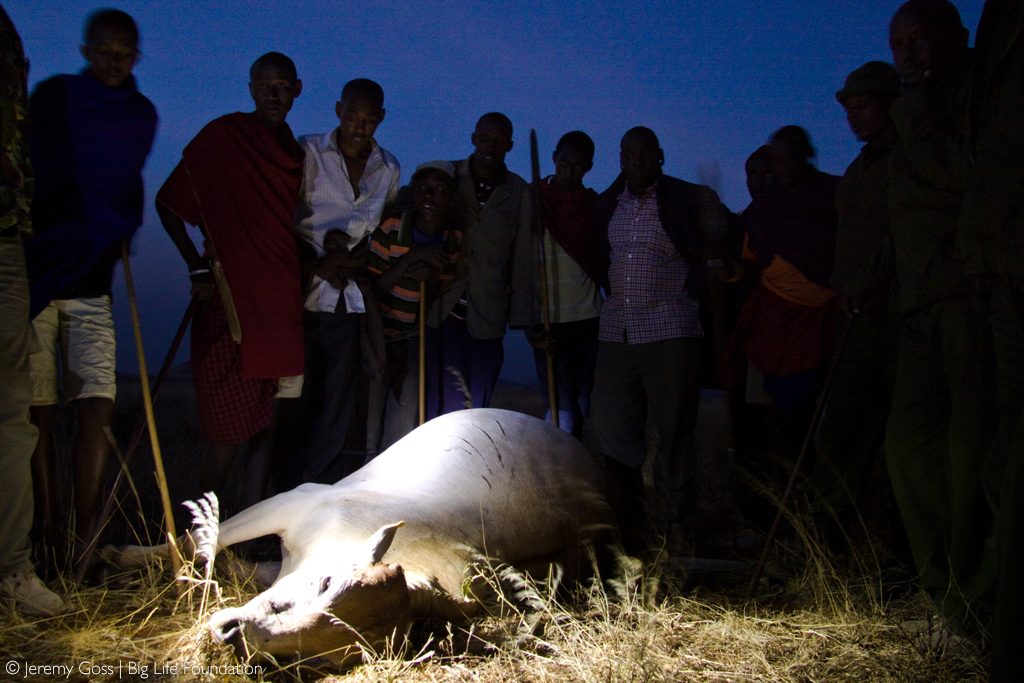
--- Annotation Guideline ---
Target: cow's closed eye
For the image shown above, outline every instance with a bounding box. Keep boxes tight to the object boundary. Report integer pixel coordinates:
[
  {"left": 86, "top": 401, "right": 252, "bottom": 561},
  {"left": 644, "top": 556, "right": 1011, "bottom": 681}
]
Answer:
[{"left": 319, "top": 577, "right": 331, "bottom": 596}]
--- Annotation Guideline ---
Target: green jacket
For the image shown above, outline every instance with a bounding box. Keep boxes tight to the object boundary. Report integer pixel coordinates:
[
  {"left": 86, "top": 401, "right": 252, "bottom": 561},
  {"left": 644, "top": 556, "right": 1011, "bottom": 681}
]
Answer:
[
  {"left": 958, "top": 0, "right": 1024, "bottom": 276},
  {"left": 0, "top": 5, "right": 31, "bottom": 237},
  {"left": 886, "top": 52, "right": 973, "bottom": 316},
  {"left": 833, "top": 134, "right": 897, "bottom": 309},
  {"left": 427, "top": 158, "right": 534, "bottom": 339}
]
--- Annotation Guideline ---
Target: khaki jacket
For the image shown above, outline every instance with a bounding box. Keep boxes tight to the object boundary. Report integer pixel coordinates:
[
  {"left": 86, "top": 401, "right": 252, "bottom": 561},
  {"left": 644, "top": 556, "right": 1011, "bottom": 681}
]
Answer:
[{"left": 426, "top": 158, "right": 533, "bottom": 339}]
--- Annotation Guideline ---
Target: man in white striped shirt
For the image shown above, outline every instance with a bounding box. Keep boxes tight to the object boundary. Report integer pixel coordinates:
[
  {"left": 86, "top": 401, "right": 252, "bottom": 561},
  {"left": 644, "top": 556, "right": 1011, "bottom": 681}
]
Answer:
[{"left": 283, "top": 78, "right": 400, "bottom": 485}]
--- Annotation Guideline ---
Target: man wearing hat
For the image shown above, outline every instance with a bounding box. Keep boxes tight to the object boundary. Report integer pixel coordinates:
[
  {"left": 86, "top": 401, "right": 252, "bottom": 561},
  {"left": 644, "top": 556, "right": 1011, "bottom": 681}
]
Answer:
[
  {"left": 365, "top": 160, "right": 461, "bottom": 454},
  {"left": 812, "top": 61, "right": 905, "bottom": 545}
]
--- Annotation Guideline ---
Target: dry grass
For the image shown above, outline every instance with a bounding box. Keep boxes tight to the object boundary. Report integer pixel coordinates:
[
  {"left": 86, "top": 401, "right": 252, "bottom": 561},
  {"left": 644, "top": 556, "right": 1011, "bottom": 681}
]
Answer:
[
  {"left": 0, "top": 374, "right": 989, "bottom": 682},
  {"left": 0, "top": 533, "right": 988, "bottom": 682}
]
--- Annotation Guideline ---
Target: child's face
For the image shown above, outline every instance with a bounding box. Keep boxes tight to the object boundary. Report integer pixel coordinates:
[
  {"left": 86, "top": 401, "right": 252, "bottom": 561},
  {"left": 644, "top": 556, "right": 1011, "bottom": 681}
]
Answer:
[
  {"left": 335, "top": 96, "right": 384, "bottom": 157},
  {"left": 551, "top": 146, "right": 592, "bottom": 189},
  {"left": 82, "top": 24, "right": 139, "bottom": 88}
]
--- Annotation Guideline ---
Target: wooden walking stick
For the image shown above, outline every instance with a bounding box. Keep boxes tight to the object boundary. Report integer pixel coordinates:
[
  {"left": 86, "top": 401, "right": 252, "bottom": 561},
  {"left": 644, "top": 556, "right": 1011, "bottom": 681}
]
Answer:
[
  {"left": 746, "top": 311, "right": 858, "bottom": 600},
  {"left": 419, "top": 281, "right": 427, "bottom": 426},
  {"left": 530, "top": 130, "right": 558, "bottom": 428},
  {"left": 75, "top": 294, "right": 198, "bottom": 582},
  {"left": 116, "top": 239, "right": 181, "bottom": 576}
]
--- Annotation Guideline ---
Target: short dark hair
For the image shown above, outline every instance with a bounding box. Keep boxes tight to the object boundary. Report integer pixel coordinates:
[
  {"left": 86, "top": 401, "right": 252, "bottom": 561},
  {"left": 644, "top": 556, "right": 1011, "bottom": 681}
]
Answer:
[
  {"left": 341, "top": 78, "right": 384, "bottom": 108},
  {"left": 554, "top": 131, "right": 595, "bottom": 160},
  {"left": 771, "top": 125, "right": 816, "bottom": 159},
  {"left": 250, "top": 52, "right": 297, "bottom": 81},
  {"left": 622, "top": 126, "right": 660, "bottom": 150},
  {"left": 476, "top": 112, "right": 513, "bottom": 138},
  {"left": 893, "top": 0, "right": 964, "bottom": 32},
  {"left": 83, "top": 9, "right": 139, "bottom": 46}
]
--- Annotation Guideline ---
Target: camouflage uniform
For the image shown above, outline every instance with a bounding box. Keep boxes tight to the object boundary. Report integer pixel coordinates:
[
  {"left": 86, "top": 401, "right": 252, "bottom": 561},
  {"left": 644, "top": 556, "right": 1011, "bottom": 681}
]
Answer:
[{"left": 0, "top": 3, "right": 40, "bottom": 577}]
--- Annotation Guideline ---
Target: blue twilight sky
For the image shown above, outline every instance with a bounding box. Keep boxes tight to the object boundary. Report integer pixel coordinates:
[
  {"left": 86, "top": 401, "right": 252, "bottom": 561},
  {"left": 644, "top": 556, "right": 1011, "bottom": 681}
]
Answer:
[{"left": 5, "top": 0, "right": 984, "bottom": 384}]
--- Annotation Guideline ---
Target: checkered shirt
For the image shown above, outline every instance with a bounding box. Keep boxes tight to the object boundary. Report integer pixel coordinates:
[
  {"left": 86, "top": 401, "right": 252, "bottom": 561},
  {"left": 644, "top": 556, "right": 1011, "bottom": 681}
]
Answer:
[{"left": 598, "top": 185, "right": 701, "bottom": 344}]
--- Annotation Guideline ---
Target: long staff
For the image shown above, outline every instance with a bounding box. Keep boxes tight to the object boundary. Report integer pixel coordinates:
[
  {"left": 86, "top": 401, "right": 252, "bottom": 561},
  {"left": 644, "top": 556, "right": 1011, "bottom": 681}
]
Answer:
[
  {"left": 75, "top": 293, "right": 197, "bottom": 581},
  {"left": 746, "top": 311, "right": 858, "bottom": 600},
  {"left": 107, "top": 241, "right": 180, "bottom": 577},
  {"left": 529, "top": 130, "right": 558, "bottom": 428},
  {"left": 419, "top": 282, "right": 427, "bottom": 425}
]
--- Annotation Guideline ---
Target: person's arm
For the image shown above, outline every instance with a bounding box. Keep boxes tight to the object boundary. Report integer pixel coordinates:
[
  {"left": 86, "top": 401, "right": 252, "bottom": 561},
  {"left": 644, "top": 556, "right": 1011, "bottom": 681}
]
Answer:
[
  {"left": 507, "top": 180, "right": 537, "bottom": 330},
  {"left": 155, "top": 194, "right": 214, "bottom": 299},
  {"left": 842, "top": 232, "right": 896, "bottom": 315},
  {"left": 369, "top": 225, "right": 450, "bottom": 296}
]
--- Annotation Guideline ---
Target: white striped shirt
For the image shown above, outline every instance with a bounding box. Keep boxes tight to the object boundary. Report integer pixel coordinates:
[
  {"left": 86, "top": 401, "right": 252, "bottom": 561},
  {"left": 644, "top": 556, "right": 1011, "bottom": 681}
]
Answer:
[{"left": 294, "top": 129, "right": 400, "bottom": 313}]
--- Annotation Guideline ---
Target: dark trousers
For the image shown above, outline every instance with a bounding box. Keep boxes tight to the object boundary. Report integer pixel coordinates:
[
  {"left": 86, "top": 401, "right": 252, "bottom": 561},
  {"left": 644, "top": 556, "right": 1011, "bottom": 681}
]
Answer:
[
  {"left": 424, "top": 316, "right": 503, "bottom": 418},
  {"left": 532, "top": 317, "right": 600, "bottom": 436},
  {"left": 279, "top": 308, "right": 362, "bottom": 485},
  {"left": 814, "top": 307, "right": 900, "bottom": 520},
  {"left": 986, "top": 276, "right": 1024, "bottom": 681},
  {"left": 591, "top": 336, "right": 701, "bottom": 520},
  {"left": 884, "top": 298, "right": 997, "bottom": 626}
]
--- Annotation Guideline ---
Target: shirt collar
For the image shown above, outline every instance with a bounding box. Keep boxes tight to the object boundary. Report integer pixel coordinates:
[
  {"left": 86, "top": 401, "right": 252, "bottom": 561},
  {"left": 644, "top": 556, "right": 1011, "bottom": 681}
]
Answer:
[
  {"left": 618, "top": 180, "right": 657, "bottom": 202},
  {"left": 321, "top": 126, "right": 389, "bottom": 168}
]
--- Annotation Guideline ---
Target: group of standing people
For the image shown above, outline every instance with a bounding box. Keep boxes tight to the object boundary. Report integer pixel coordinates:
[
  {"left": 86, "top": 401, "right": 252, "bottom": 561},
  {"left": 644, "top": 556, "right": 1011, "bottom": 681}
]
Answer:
[
  {"left": 0, "top": 1, "right": 1022, "bottom": 677},
  {"left": 728, "top": 0, "right": 1022, "bottom": 677}
]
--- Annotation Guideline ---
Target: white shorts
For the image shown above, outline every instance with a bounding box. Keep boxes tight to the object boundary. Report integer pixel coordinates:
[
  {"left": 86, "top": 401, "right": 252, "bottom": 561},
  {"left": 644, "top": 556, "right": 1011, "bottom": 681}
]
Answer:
[
  {"left": 275, "top": 374, "right": 304, "bottom": 399},
  {"left": 29, "top": 296, "right": 116, "bottom": 405}
]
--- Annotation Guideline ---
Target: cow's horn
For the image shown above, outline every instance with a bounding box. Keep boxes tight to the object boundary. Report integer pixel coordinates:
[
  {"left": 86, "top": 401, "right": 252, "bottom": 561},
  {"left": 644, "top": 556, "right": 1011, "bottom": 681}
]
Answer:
[{"left": 365, "top": 521, "right": 405, "bottom": 564}]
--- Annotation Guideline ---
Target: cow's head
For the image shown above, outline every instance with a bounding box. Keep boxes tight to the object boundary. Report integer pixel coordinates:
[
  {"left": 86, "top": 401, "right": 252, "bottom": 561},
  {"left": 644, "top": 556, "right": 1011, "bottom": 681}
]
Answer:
[{"left": 208, "top": 522, "right": 411, "bottom": 668}]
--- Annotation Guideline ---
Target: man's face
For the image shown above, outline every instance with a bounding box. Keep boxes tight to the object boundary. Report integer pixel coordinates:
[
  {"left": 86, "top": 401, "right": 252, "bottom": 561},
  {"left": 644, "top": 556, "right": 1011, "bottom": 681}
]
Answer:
[
  {"left": 619, "top": 133, "right": 662, "bottom": 192},
  {"left": 413, "top": 170, "right": 455, "bottom": 231},
  {"left": 745, "top": 157, "right": 773, "bottom": 200},
  {"left": 552, "top": 146, "right": 593, "bottom": 189},
  {"left": 843, "top": 92, "right": 893, "bottom": 143},
  {"left": 889, "top": 13, "right": 964, "bottom": 88},
  {"left": 471, "top": 119, "right": 513, "bottom": 174},
  {"left": 767, "top": 139, "right": 805, "bottom": 189},
  {"left": 335, "top": 96, "right": 385, "bottom": 157},
  {"left": 81, "top": 25, "right": 138, "bottom": 88},
  {"left": 249, "top": 64, "right": 301, "bottom": 130}
]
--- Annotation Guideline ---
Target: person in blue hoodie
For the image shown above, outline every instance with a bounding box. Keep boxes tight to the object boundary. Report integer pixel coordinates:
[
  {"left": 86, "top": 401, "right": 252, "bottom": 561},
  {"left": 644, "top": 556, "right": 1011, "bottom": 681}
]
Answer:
[{"left": 22, "top": 9, "right": 157, "bottom": 574}]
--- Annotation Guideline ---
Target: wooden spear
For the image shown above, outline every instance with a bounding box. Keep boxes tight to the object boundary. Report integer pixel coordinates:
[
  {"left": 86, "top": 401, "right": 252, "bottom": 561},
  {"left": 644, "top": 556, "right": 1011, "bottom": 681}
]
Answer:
[
  {"left": 75, "top": 294, "right": 197, "bottom": 582},
  {"left": 529, "top": 130, "right": 558, "bottom": 428},
  {"left": 115, "top": 239, "right": 181, "bottom": 577},
  {"left": 746, "top": 311, "right": 858, "bottom": 600},
  {"left": 419, "top": 281, "right": 427, "bottom": 426}
]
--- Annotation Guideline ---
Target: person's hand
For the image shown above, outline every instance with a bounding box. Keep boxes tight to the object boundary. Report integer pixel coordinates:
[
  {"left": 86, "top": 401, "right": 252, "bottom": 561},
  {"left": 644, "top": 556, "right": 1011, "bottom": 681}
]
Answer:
[
  {"left": 839, "top": 294, "right": 861, "bottom": 318},
  {"left": 188, "top": 269, "right": 216, "bottom": 302},
  {"left": 525, "top": 325, "right": 556, "bottom": 353},
  {"left": 403, "top": 245, "right": 450, "bottom": 281},
  {"left": 315, "top": 240, "right": 370, "bottom": 289}
]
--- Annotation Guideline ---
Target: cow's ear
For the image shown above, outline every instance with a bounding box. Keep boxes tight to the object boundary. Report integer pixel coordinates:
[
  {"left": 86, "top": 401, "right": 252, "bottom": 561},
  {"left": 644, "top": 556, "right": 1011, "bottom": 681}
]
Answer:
[{"left": 364, "top": 521, "right": 404, "bottom": 564}]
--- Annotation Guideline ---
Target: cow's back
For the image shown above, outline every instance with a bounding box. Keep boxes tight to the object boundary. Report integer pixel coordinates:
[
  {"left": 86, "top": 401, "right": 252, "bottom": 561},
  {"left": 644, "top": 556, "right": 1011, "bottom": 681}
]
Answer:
[{"left": 334, "top": 409, "right": 612, "bottom": 596}]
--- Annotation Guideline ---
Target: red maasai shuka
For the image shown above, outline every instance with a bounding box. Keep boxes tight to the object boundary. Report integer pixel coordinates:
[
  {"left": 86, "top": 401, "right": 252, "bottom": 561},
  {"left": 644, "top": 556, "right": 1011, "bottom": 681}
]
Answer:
[
  {"left": 729, "top": 281, "right": 838, "bottom": 379},
  {"left": 157, "top": 112, "right": 305, "bottom": 378},
  {"left": 538, "top": 176, "right": 600, "bottom": 282},
  {"left": 191, "top": 294, "right": 276, "bottom": 445}
]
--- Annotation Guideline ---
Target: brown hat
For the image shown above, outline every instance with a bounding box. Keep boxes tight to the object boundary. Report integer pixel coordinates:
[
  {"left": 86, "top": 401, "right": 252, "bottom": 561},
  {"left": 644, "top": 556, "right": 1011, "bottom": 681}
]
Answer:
[{"left": 836, "top": 61, "right": 901, "bottom": 103}]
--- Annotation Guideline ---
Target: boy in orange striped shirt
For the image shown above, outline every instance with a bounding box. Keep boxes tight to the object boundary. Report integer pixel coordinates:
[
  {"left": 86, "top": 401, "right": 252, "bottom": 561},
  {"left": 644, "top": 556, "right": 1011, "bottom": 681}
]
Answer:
[{"left": 365, "top": 161, "right": 461, "bottom": 454}]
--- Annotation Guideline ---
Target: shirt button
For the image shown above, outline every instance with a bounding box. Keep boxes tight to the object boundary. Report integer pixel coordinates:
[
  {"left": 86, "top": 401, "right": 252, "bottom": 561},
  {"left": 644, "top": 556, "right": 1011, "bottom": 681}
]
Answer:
[
  {"left": 628, "top": 254, "right": 632, "bottom": 258},
  {"left": 625, "top": 298, "right": 630, "bottom": 303}
]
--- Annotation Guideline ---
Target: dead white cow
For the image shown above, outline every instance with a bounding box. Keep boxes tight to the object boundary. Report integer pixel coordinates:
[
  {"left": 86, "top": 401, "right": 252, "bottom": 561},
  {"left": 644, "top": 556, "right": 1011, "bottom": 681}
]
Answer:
[{"left": 104, "top": 408, "right": 614, "bottom": 667}]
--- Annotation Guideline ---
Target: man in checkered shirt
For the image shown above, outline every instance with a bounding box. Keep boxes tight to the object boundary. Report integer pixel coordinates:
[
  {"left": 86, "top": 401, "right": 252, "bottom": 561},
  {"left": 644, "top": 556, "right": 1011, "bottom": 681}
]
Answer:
[{"left": 592, "top": 127, "right": 729, "bottom": 548}]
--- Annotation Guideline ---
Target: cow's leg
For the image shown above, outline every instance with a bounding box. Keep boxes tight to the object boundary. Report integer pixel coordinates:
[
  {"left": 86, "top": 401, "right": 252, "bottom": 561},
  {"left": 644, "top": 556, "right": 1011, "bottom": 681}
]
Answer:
[
  {"left": 101, "top": 484, "right": 328, "bottom": 570},
  {"left": 215, "top": 483, "right": 330, "bottom": 548}
]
